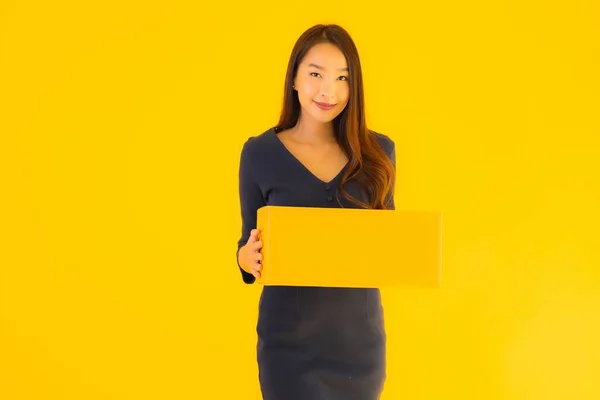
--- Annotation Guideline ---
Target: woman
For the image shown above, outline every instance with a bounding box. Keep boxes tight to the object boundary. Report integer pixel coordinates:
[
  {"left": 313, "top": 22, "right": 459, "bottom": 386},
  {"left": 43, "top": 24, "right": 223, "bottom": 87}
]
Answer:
[{"left": 236, "top": 24, "right": 396, "bottom": 400}]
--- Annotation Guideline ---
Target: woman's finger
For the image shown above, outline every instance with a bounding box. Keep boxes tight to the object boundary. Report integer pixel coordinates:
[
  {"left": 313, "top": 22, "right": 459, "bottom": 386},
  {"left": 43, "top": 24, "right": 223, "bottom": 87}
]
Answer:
[{"left": 248, "top": 229, "right": 261, "bottom": 243}]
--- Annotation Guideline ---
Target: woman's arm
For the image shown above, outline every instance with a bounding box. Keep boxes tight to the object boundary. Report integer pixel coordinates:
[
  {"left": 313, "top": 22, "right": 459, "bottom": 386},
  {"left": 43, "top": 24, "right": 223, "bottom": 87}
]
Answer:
[{"left": 236, "top": 138, "right": 266, "bottom": 284}]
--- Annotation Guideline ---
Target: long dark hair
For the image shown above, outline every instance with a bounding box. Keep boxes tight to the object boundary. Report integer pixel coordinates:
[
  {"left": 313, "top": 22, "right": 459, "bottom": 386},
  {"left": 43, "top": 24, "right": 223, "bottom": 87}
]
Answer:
[{"left": 274, "top": 24, "right": 395, "bottom": 210}]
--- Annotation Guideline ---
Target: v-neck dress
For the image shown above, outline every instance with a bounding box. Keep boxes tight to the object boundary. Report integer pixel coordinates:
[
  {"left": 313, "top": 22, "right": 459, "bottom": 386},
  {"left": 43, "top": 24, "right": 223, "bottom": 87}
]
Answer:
[{"left": 236, "top": 126, "right": 396, "bottom": 400}]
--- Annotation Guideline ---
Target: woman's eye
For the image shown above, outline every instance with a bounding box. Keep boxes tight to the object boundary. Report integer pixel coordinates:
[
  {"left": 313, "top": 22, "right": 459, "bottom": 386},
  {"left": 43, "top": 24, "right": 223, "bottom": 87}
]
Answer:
[{"left": 309, "top": 72, "right": 348, "bottom": 81}]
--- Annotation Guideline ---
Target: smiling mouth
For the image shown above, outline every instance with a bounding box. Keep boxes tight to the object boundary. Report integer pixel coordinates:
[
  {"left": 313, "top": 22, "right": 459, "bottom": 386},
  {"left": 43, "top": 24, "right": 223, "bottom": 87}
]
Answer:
[{"left": 314, "top": 101, "right": 336, "bottom": 110}]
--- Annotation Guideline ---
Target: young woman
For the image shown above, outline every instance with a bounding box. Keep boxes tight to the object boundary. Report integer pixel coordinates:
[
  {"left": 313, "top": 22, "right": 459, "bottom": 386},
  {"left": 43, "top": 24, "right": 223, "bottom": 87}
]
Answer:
[{"left": 236, "top": 24, "right": 396, "bottom": 400}]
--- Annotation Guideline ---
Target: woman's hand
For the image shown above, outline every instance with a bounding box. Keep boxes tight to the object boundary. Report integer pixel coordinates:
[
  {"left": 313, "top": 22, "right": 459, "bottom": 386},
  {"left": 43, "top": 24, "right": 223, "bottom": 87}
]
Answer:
[{"left": 238, "top": 229, "right": 263, "bottom": 279}]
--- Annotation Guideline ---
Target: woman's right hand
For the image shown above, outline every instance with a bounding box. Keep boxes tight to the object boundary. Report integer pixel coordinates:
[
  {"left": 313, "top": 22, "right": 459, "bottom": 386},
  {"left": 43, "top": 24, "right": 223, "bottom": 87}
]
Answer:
[{"left": 238, "top": 228, "right": 263, "bottom": 279}]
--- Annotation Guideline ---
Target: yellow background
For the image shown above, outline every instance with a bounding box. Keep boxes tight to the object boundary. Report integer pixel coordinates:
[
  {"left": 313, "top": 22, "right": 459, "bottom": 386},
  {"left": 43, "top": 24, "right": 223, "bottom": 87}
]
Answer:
[{"left": 1, "top": 1, "right": 599, "bottom": 399}]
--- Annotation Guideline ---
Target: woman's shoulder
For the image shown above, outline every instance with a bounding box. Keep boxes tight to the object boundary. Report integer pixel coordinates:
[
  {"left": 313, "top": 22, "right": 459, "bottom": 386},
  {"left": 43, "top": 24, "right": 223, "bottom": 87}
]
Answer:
[
  {"left": 240, "top": 126, "right": 276, "bottom": 158},
  {"left": 371, "top": 130, "right": 395, "bottom": 157}
]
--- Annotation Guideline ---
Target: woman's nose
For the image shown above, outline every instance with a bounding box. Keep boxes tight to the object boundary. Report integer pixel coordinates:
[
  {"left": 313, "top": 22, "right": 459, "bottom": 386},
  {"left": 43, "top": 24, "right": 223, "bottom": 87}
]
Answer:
[{"left": 319, "top": 82, "right": 336, "bottom": 99}]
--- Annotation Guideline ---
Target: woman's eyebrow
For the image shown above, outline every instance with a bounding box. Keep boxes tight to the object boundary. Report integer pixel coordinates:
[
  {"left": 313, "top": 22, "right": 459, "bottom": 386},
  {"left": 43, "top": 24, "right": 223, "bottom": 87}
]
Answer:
[{"left": 307, "top": 63, "right": 349, "bottom": 72}]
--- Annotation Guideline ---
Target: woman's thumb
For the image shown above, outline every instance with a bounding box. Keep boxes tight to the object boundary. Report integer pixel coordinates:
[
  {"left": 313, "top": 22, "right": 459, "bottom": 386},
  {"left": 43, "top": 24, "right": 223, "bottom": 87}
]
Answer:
[{"left": 248, "top": 229, "right": 259, "bottom": 243}]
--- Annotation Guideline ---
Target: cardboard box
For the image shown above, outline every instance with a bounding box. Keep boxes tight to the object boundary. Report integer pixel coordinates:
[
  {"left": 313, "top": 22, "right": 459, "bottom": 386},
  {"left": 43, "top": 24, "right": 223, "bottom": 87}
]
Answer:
[{"left": 255, "top": 206, "right": 442, "bottom": 288}]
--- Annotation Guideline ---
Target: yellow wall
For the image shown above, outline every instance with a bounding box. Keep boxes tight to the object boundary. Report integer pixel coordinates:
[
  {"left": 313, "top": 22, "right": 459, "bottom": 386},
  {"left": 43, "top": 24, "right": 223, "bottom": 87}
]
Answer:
[{"left": 1, "top": 1, "right": 598, "bottom": 399}]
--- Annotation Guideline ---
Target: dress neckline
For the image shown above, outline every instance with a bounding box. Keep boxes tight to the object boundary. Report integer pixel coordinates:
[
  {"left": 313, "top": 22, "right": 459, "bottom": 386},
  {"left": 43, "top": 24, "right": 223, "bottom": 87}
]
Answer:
[{"left": 270, "top": 127, "right": 348, "bottom": 185}]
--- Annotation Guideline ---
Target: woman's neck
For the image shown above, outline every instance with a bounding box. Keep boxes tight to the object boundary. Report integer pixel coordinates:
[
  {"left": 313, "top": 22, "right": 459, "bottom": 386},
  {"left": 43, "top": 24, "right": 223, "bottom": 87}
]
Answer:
[{"left": 289, "top": 115, "right": 336, "bottom": 144}]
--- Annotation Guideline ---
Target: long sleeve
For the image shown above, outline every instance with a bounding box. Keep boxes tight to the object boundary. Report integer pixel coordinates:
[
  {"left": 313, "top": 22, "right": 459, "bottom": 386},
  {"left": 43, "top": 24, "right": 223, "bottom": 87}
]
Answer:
[{"left": 236, "top": 139, "right": 266, "bottom": 284}]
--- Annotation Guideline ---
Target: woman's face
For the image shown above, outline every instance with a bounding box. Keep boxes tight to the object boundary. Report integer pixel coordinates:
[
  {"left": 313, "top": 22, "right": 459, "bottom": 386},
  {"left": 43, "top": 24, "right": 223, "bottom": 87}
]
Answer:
[{"left": 293, "top": 42, "right": 350, "bottom": 124}]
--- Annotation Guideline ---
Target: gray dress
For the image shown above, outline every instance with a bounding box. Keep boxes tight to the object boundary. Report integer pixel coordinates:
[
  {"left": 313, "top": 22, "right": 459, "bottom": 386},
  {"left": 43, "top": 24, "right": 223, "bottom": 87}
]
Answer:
[{"left": 236, "top": 126, "right": 396, "bottom": 400}]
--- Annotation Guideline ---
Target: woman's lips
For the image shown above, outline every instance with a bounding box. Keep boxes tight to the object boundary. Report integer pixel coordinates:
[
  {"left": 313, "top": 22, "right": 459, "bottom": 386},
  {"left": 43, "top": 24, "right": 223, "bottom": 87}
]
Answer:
[{"left": 314, "top": 101, "right": 336, "bottom": 111}]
